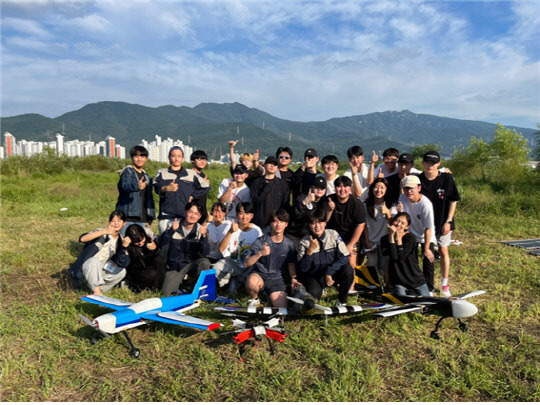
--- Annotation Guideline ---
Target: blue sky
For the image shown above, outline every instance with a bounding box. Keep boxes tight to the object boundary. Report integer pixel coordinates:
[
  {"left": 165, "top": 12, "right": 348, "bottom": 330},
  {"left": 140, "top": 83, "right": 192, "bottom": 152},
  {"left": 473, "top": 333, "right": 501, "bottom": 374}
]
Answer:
[{"left": 1, "top": 0, "right": 539, "bottom": 129}]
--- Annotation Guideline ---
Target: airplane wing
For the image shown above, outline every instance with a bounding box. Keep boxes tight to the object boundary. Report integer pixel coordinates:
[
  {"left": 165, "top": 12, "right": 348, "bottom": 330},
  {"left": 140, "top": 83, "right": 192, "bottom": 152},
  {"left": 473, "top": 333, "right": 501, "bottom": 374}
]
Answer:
[
  {"left": 81, "top": 295, "right": 133, "bottom": 311},
  {"left": 141, "top": 311, "right": 222, "bottom": 331},
  {"left": 454, "top": 290, "right": 486, "bottom": 300},
  {"left": 372, "top": 302, "right": 436, "bottom": 317},
  {"left": 214, "top": 306, "right": 289, "bottom": 316}
]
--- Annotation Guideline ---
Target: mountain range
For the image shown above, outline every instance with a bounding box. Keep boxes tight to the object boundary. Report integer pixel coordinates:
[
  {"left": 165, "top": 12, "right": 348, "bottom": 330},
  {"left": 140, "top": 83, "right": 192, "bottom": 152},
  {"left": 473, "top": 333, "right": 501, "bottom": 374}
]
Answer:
[{"left": 1, "top": 101, "right": 536, "bottom": 159}]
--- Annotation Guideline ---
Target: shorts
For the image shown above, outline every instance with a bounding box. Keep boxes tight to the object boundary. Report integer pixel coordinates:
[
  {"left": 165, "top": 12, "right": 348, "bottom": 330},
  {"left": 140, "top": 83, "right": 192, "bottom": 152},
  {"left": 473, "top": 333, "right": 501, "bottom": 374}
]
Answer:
[
  {"left": 255, "top": 272, "right": 286, "bottom": 295},
  {"left": 436, "top": 231, "right": 452, "bottom": 247}
]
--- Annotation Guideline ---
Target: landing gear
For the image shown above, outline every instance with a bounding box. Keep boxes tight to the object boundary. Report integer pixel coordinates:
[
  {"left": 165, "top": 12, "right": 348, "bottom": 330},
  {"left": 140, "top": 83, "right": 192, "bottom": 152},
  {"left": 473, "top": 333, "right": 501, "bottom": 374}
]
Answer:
[
  {"left": 430, "top": 331, "right": 441, "bottom": 340},
  {"left": 122, "top": 331, "right": 141, "bottom": 359},
  {"left": 90, "top": 337, "right": 99, "bottom": 345},
  {"left": 458, "top": 319, "right": 468, "bottom": 332}
]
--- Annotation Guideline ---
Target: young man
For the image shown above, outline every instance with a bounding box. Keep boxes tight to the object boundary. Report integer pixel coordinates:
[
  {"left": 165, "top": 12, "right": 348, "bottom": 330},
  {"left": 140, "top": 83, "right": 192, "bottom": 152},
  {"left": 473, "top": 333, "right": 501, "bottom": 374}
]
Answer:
[
  {"left": 418, "top": 150, "right": 461, "bottom": 297},
  {"left": 217, "top": 163, "right": 252, "bottom": 221},
  {"left": 368, "top": 148, "right": 400, "bottom": 183},
  {"left": 287, "top": 176, "right": 329, "bottom": 245},
  {"left": 397, "top": 175, "right": 437, "bottom": 295},
  {"left": 190, "top": 150, "right": 211, "bottom": 223},
  {"left": 326, "top": 176, "right": 366, "bottom": 269},
  {"left": 249, "top": 156, "right": 290, "bottom": 230},
  {"left": 116, "top": 145, "right": 156, "bottom": 234},
  {"left": 275, "top": 146, "right": 297, "bottom": 201},
  {"left": 160, "top": 202, "right": 211, "bottom": 296},
  {"left": 319, "top": 155, "right": 339, "bottom": 195},
  {"left": 153, "top": 146, "right": 210, "bottom": 235},
  {"left": 385, "top": 153, "right": 422, "bottom": 205},
  {"left": 215, "top": 202, "right": 263, "bottom": 292},
  {"left": 343, "top": 145, "right": 371, "bottom": 202},
  {"left": 292, "top": 148, "right": 321, "bottom": 201},
  {"left": 297, "top": 209, "right": 354, "bottom": 306},
  {"left": 228, "top": 139, "right": 264, "bottom": 187},
  {"left": 244, "top": 209, "right": 301, "bottom": 308}
]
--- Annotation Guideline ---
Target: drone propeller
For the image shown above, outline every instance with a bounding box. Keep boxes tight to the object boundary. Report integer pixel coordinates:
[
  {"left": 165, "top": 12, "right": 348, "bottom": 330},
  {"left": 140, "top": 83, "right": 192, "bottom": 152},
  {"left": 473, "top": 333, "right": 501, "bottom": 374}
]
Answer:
[{"left": 78, "top": 314, "right": 111, "bottom": 338}]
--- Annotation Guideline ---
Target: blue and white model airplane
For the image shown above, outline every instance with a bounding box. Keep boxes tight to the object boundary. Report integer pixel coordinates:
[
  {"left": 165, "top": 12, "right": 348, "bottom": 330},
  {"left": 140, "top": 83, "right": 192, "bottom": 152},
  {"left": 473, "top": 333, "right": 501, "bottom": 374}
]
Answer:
[{"left": 79, "top": 269, "right": 221, "bottom": 358}]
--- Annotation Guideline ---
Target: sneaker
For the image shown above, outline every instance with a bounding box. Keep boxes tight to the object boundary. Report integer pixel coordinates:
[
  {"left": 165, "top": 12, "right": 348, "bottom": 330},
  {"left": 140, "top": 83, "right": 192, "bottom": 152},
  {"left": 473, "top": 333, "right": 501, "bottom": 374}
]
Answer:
[
  {"left": 247, "top": 298, "right": 260, "bottom": 308},
  {"left": 428, "top": 291, "right": 435, "bottom": 297},
  {"left": 336, "top": 300, "right": 347, "bottom": 307},
  {"left": 441, "top": 285, "right": 451, "bottom": 297}
]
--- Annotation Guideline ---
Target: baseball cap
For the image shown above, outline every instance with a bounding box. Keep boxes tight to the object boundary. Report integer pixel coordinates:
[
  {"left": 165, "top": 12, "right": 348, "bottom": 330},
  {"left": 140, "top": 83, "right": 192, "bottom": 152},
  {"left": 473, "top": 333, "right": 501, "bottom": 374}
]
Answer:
[
  {"left": 233, "top": 164, "right": 249, "bottom": 174},
  {"left": 264, "top": 156, "right": 279, "bottom": 165},
  {"left": 423, "top": 150, "right": 441, "bottom": 163},
  {"left": 312, "top": 176, "right": 327, "bottom": 189},
  {"left": 398, "top": 153, "right": 414, "bottom": 164},
  {"left": 304, "top": 148, "right": 318, "bottom": 158},
  {"left": 401, "top": 175, "right": 421, "bottom": 188}
]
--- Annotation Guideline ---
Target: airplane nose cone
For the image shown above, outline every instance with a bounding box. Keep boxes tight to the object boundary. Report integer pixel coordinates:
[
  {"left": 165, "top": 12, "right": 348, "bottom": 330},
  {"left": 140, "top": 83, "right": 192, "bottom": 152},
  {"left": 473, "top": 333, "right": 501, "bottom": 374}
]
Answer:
[
  {"left": 94, "top": 313, "right": 117, "bottom": 334},
  {"left": 451, "top": 300, "right": 478, "bottom": 318}
]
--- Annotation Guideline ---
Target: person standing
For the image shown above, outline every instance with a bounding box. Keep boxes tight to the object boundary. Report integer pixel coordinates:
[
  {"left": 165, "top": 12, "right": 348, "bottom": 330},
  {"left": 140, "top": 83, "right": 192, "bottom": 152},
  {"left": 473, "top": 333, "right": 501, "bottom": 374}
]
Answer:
[
  {"left": 116, "top": 145, "right": 155, "bottom": 234},
  {"left": 397, "top": 175, "right": 437, "bottom": 295},
  {"left": 418, "top": 151, "right": 461, "bottom": 297},
  {"left": 153, "top": 146, "right": 210, "bottom": 235}
]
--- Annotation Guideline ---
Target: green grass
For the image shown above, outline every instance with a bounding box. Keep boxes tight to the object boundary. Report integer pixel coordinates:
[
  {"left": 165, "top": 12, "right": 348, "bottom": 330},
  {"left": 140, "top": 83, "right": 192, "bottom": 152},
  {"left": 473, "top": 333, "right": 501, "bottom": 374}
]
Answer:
[{"left": 1, "top": 160, "right": 539, "bottom": 401}]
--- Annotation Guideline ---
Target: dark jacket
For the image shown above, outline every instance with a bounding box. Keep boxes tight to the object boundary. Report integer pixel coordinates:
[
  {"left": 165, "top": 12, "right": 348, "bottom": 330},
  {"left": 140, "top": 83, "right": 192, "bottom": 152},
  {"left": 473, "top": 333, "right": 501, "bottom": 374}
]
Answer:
[
  {"left": 249, "top": 176, "right": 290, "bottom": 228},
  {"left": 297, "top": 230, "right": 349, "bottom": 278},
  {"left": 159, "top": 223, "right": 210, "bottom": 271},
  {"left": 116, "top": 166, "right": 156, "bottom": 222},
  {"left": 68, "top": 230, "right": 131, "bottom": 287},
  {"left": 153, "top": 167, "right": 210, "bottom": 220}
]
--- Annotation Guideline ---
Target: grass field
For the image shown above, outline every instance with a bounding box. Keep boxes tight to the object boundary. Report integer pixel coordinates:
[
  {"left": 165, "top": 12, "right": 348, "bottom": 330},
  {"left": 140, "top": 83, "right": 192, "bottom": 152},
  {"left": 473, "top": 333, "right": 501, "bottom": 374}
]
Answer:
[{"left": 1, "top": 158, "right": 539, "bottom": 401}]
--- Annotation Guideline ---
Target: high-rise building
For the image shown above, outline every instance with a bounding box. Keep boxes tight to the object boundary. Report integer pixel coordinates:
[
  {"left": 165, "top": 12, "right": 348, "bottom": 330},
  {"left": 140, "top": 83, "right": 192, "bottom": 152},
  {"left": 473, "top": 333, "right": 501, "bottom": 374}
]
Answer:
[
  {"left": 4, "top": 132, "right": 15, "bottom": 157},
  {"left": 56, "top": 133, "right": 64, "bottom": 156},
  {"left": 106, "top": 136, "right": 115, "bottom": 157}
]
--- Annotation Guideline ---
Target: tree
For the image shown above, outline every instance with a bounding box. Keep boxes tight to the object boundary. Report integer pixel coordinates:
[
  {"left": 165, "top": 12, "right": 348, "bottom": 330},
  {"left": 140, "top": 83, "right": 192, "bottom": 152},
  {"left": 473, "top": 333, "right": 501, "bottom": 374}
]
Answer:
[
  {"left": 450, "top": 124, "right": 530, "bottom": 182},
  {"left": 535, "top": 124, "right": 540, "bottom": 162},
  {"left": 411, "top": 143, "right": 441, "bottom": 161}
]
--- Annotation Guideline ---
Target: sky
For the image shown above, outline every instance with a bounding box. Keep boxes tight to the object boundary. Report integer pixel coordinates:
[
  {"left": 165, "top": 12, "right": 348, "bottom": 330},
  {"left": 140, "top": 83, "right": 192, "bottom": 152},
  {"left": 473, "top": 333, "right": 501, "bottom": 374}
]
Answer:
[{"left": 1, "top": 0, "right": 539, "bottom": 129}]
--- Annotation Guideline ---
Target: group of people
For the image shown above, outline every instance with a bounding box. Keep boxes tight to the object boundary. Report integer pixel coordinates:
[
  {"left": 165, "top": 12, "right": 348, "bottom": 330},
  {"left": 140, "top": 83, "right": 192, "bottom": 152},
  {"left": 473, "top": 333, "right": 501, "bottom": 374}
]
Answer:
[{"left": 69, "top": 139, "right": 461, "bottom": 308}]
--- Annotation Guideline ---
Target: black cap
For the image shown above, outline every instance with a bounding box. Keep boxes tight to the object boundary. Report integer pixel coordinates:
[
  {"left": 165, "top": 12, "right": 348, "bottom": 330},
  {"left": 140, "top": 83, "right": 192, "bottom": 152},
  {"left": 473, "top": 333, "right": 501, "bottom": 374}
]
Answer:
[
  {"left": 264, "top": 156, "right": 279, "bottom": 165},
  {"left": 423, "top": 150, "right": 441, "bottom": 163},
  {"left": 233, "top": 163, "right": 249, "bottom": 174},
  {"left": 312, "top": 176, "right": 327, "bottom": 189},
  {"left": 304, "top": 148, "right": 318, "bottom": 158},
  {"left": 398, "top": 153, "right": 414, "bottom": 164}
]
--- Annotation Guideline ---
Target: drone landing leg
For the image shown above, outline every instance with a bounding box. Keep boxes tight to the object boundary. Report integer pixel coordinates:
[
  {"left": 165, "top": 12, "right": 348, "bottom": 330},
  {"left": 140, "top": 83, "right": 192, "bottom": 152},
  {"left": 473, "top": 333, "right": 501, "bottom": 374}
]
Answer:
[
  {"left": 430, "top": 316, "right": 448, "bottom": 340},
  {"left": 121, "top": 330, "right": 140, "bottom": 358}
]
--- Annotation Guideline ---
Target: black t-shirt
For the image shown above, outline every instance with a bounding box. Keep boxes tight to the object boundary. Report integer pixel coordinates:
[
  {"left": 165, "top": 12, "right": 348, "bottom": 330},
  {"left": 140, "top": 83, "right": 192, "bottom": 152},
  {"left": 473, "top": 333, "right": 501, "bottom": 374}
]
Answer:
[
  {"left": 381, "top": 232, "right": 427, "bottom": 288},
  {"left": 385, "top": 173, "right": 403, "bottom": 206},
  {"left": 418, "top": 172, "right": 461, "bottom": 234},
  {"left": 292, "top": 168, "right": 322, "bottom": 202},
  {"left": 327, "top": 195, "right": 366, "bottom": 243}
]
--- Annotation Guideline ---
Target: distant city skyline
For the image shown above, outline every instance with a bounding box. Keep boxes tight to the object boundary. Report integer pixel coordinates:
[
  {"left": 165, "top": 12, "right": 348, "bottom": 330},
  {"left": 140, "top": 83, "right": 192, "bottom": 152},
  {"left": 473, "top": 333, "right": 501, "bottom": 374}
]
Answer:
[{"left": 1, "top": 1, "right": 539, "bottom": 129}]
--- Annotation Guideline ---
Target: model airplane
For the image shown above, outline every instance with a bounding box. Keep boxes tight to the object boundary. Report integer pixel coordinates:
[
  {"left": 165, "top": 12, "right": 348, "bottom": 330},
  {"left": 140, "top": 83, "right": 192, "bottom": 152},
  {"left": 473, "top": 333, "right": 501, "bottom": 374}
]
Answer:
[
  {"left": 79, "top": 269, "right": 222, "bottom": 357},
  {"left": 214, "top": 286, "right": 390, "bottom": 326},
  {"left": 354, "top": 265, "right": 486, "bottom": 339}
]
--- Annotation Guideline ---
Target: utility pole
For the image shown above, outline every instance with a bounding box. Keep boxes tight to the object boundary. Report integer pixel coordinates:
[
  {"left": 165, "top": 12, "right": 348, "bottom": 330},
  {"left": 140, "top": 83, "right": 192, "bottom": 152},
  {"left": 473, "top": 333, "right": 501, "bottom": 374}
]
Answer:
[{"left": 289, "top": 132, "right": 291, "bottom": 142}]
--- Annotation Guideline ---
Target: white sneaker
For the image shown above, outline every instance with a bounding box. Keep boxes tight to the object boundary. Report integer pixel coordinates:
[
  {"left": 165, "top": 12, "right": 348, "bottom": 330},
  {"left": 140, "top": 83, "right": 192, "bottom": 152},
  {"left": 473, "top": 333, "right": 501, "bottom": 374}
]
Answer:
[
  {"left": 247, "top": 298, "right": 260, "bottom": 308},
  {"left": 337, "top": 300, "right": 347, "bottom": 307},
  {"left": 441, "top": 285, "right": 451, "bottom": 297}
]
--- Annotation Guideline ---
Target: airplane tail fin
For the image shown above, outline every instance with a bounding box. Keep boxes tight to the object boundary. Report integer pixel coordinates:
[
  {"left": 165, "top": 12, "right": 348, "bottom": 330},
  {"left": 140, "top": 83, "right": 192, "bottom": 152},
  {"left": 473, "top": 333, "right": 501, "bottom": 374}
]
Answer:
[
  {"left": 192, "top": 269, "right": 217, "bottom": 302},
  {"left": 354, "top": 265, "right": 384, "bottom": 296}
]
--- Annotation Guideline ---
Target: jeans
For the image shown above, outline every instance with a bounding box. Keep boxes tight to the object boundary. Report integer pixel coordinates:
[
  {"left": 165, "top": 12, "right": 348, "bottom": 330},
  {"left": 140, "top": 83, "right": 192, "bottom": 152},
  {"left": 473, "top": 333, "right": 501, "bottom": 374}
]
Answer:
[{"left": 393, "top": 283, "right": 430, "bottom": 297}]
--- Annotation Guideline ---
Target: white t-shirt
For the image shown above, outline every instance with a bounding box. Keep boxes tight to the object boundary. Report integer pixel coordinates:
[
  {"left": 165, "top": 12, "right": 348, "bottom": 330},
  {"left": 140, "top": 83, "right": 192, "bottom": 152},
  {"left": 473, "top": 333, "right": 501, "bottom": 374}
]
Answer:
[
  {"left": 374, "top": 163, "right": 398, "bottom": 178},
  {"left": 217, "top": 178, "right": 252, "bottom": 221},
  {"left": 227, "top": 224, "right": 263, "bottom": 266},
  {"left": 207, "top": 220, "right": 232, "bottom": 259},
  {"left": 364, "top": 202, "right": 398, "bottom": 245},
  {"left": 343, "top": 163, "right": 370, "bottom": 202},
  {"left": 398, "top": 194, "right": 436, "bottom": 244}
]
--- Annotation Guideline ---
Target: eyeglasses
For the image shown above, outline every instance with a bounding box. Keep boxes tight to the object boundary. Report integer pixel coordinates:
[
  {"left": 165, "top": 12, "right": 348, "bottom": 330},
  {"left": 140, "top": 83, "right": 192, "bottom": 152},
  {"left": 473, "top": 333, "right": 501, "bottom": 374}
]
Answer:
[{"left": 279, "top": 155, "right": 291, "bottom": 160}]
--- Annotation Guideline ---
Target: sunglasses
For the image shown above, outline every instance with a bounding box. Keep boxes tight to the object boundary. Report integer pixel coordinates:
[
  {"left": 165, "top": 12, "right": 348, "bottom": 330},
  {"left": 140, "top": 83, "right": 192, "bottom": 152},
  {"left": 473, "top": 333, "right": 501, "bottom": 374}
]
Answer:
[{"left": 279, "top": 155, "right": 291, "bottom": 160}]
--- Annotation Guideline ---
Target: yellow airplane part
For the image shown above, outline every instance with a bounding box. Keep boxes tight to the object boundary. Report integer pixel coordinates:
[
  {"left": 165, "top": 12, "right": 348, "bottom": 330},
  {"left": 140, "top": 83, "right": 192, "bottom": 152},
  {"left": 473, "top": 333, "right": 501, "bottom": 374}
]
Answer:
[
  {"left": 355, "top": 265, "right": 380, "bottom": 287},
  {"left": 382, "top": 293, "right": 404, "bottom": 305}
]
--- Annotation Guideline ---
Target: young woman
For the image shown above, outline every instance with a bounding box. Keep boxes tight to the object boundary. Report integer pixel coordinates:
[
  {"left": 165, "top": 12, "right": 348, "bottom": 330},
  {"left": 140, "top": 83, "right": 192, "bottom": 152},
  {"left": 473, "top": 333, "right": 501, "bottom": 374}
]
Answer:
[
  {"left": 69, "top": 210, "right": 131, "bottom": 295},
  {"left": 124, "top": 224, "right": 164, "bottom": 292},
  {"left": 363, "top": 178, "right": 396, "bottom": 285},
  {"left": 380, "top": 212, "right": 430, "bottom": 296}
]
